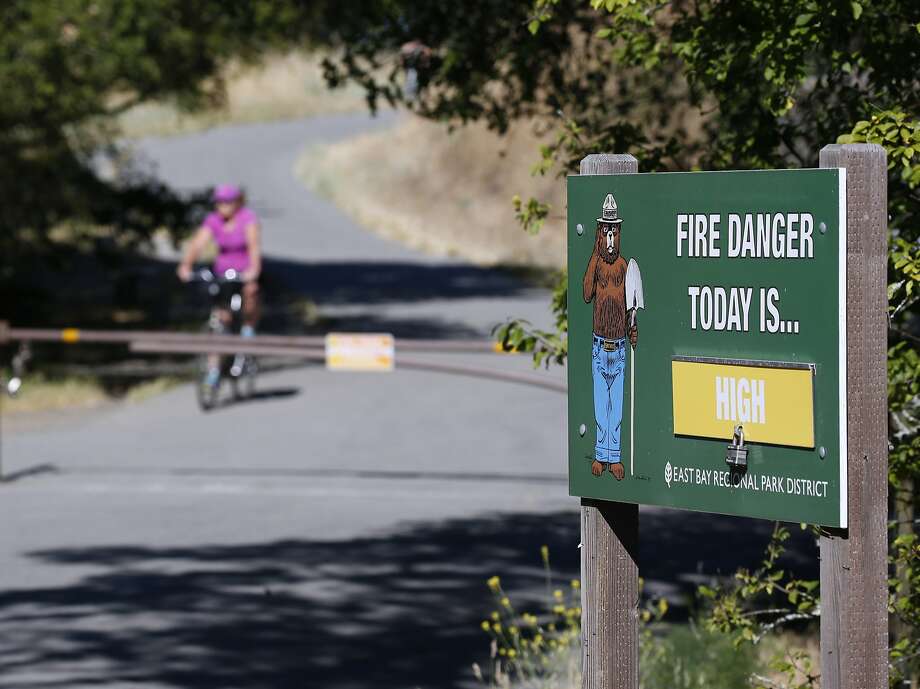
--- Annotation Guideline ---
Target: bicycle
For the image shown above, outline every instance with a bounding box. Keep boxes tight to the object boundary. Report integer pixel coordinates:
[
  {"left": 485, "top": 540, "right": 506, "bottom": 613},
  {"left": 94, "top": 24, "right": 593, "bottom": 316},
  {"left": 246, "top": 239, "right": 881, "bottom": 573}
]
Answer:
[{"left": 189, "top": 268, "right": 258, "bottom": 411}]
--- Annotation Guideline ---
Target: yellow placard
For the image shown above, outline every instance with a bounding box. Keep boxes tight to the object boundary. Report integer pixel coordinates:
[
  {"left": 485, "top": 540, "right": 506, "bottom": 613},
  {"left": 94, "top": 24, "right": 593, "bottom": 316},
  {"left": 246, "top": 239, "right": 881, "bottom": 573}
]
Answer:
[
  {"left": 671, "top": 359, "right": 814, "bottom": 448},
  {"left": 325, "top": 333, "right": 395, "bottom": 371},
  {"left": 60, "top": 328, "right": 80, "bottom": 343}
]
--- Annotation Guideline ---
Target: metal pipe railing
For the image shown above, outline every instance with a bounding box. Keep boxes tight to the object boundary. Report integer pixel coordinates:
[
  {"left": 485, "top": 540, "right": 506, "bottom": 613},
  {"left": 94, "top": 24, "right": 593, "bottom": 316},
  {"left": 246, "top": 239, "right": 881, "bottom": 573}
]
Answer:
[
  {"left": 128, "top": 340, "right": 566, "bottom": 393},
  {"left": 0, "top": 325, "right": 508, "bottom": 353},
  {"left": 0, "top": 322, "right": 565, "bottom": 394}
]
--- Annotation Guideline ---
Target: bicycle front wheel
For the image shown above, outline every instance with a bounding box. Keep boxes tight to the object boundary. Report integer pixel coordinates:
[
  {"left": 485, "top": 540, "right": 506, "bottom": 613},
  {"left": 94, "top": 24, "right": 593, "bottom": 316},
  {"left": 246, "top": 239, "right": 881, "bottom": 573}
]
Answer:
[
  {"left": 197, "top": 356, "right": 220, "bottom": 412},
  {"left": 231, "top": 357, "right": 257, "bottom": 400},
  {"left": 196, "top": 321, "right": 224, "bottom": 411}
]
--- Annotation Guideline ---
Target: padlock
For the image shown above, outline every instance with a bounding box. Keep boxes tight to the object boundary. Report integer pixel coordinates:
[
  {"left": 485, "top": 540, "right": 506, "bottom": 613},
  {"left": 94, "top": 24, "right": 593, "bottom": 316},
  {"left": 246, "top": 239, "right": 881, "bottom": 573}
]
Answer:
[{"left": 725, "top": 425, "right": 748, "bottom": 469}]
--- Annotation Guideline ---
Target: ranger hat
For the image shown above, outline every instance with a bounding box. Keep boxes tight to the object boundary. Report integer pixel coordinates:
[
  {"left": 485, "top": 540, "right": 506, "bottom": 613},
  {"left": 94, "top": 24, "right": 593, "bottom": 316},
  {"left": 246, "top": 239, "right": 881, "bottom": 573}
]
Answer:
[{"left": 596, "top": 193, "right": 623, "bottom": 224}]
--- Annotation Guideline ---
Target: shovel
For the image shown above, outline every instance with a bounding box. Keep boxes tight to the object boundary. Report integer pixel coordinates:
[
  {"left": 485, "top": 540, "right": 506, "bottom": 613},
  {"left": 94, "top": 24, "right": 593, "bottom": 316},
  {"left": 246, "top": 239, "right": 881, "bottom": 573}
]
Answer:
[{"left": 625, "top": 258, "right": 645, "bottom": 477}]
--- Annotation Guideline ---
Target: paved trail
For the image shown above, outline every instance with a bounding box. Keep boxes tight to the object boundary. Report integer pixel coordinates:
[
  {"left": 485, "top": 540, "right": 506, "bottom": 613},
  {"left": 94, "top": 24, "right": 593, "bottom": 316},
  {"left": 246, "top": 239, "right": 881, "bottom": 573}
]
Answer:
[{"left": 0, "top": 114, "right": 807, "bottom": 689}]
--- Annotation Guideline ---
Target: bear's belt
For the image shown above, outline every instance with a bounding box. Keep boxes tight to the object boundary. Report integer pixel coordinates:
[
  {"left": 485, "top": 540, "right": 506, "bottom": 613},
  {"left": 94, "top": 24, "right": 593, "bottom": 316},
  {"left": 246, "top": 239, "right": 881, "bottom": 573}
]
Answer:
[{"left": 593, "top": 335, "right": 626, "bottom": 352}]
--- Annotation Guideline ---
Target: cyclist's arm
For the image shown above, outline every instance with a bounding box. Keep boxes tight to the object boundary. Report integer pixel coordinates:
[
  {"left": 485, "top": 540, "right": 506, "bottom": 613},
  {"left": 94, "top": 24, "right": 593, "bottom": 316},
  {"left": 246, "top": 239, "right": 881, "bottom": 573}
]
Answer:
[
  {"left": 244, "top": 222, "right": 262, "bottom": 281},
  {"left": 177, "top": 226, "right": 211, "bottom": 279}
]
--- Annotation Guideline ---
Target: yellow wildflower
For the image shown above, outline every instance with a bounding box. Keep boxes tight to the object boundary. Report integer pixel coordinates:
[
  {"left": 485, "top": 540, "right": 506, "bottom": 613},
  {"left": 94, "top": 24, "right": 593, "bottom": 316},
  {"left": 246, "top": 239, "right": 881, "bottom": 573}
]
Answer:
[
  {"left": 553, "top": 589, "right": 563, "bottom": 600},
  {"left": 571, "top": 579, "right": 581, "bottom": 589},
  {"left": 491, "top": 611, "right": 500, "bottom": 621},
  {"left": 492, "top": 623, "right": 501, "bottom": 633},
  {"left": 553, "top": 604, "right": 565, "bottom": 614},
  {"left": 508, "top": 649, "right": 517, "bottom": 658},
  {"left": 500, "top": 596, "right": 511, "bottom": 608},
  {"left": 481, "top": 621, "right": 490, "bottom": 632},
  {"left": 487, "top": 576, "right": 501, "bottom": 591},
  {"left": 540, "top": 545, "right": 549, "bottom": 564}
]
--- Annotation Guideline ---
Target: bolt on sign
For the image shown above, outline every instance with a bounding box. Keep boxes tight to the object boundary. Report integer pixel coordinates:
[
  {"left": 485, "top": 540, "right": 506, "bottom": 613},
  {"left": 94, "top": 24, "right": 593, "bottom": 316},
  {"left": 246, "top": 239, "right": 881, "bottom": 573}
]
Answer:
[
  {"left": 567, "top": 169, "right": 847, "bottom": 527},
  {"left": 325, "top": 333, "right": 395, "bottom": 371}
]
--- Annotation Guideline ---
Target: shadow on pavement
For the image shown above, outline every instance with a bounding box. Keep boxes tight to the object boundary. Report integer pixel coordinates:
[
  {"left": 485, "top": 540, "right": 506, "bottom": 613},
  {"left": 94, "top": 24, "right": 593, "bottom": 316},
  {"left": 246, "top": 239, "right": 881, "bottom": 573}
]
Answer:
[
  {"left": 0, "top": 463, "right": 59, "bottom": 484},
  {"left": 212, "top": 386, "right": 301, "bottom": 412},
  {"left": 4, "top": 251, "right": 532, "bottom": 335},
  {"left": 263, "top": 257, "right": 544, "bottom": 338},
  {"left": 266, "top": 258, "right": 534, "bottom": 307},
  {"left": 244, "top": 387, "right": 301, "bottom": 402},
  {"left": 0, "top": 509, "right": 815, "bottom": 689}
]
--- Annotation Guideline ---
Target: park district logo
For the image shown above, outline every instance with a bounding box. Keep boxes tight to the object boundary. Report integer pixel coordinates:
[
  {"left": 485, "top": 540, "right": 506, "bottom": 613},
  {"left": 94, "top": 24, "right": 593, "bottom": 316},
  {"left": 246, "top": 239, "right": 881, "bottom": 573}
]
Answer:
[{"left": 664, "top": 460, "right": 829, "bottom": 498}]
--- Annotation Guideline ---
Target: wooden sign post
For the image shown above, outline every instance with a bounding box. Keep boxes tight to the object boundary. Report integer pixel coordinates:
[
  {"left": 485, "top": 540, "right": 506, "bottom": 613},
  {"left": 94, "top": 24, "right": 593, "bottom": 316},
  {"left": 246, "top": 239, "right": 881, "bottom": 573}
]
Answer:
[
  {"left": 575, "top": 146, "right": 888, "bottom": 689},
  {"left": 818, "top": 144, "right": 888, "bottom": 689}
]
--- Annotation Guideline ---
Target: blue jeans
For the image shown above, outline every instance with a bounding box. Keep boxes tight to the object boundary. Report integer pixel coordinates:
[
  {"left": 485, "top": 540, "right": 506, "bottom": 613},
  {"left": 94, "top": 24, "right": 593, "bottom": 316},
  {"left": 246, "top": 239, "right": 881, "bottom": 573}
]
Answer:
[{"left": 592, "top": 334, "right": 626, "bottom": 464}]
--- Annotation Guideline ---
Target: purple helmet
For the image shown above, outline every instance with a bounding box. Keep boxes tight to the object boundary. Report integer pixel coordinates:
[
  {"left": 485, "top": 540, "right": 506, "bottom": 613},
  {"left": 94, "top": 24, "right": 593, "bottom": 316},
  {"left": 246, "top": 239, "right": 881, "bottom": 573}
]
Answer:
[{"left": 212, "top": 184, "right": 242, "bottom": 203}]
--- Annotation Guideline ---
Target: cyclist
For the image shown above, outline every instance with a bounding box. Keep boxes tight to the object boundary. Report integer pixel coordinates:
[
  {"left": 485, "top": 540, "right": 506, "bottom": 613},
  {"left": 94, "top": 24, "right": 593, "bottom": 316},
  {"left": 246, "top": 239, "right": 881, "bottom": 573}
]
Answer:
[{"left": 177, "top": 184, "right": 262, "bottom": 382}]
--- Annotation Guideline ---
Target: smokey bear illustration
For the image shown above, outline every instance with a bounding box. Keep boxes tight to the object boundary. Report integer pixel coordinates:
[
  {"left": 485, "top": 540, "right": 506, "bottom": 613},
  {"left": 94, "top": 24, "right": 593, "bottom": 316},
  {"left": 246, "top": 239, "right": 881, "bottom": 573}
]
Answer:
[{"left": 582, "top": 193, "right": 642, "bottom": 481}]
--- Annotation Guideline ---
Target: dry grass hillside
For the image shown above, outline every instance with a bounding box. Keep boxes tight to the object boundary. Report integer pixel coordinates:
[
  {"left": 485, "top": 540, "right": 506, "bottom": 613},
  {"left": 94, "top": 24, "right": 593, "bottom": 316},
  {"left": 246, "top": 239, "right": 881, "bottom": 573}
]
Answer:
[
  {"left": 297, "top": 115, "right": 567, "bottom": 269},
  {"left": 118, "top": 52, "right": 368, "bottom": 138}
]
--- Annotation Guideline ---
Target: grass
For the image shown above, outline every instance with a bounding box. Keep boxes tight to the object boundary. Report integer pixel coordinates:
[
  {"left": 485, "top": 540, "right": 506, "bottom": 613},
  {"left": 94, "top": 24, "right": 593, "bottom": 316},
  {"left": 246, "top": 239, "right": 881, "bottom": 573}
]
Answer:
[
  {"left": 124, "top": 376, "right": 183, "bottom": 403},
  {"left": 3, "top": 374, "right": 185, "bottom": 416},
  {"left": 117, "top": 51, "right": 369, "bottom": 138},
  {"left": 296, "top": 115, "right": 567, "bottom": 269},
  {"left": 477, "top": 549, "right": 820, "bottom": 689},
  {"left": 3, "top": 375, "right": 107, "bottom": 415},
  {"left": 479, "top": 621, "right": 817, "bottom": 689}
]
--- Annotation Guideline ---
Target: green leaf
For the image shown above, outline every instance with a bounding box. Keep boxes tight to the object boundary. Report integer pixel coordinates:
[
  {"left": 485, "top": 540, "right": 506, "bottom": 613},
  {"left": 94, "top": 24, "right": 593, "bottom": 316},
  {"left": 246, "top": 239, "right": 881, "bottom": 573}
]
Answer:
[{"left": 851, "top": 1, "right": 863, "bottom": 19}]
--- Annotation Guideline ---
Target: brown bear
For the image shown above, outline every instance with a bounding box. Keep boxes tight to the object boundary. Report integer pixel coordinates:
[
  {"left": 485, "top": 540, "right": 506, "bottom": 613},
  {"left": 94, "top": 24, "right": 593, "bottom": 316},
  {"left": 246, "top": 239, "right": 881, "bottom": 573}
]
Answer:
[{"left": 583, "top": 193, "right": 638, "bottom": 480}]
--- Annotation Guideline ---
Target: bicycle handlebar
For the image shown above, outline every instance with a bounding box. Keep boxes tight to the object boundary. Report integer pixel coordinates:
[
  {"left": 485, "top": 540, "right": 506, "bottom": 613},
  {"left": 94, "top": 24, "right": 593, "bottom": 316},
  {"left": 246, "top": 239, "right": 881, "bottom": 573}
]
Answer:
[{"left": 188, "top": 268, "right": 247, "bottom": 284}]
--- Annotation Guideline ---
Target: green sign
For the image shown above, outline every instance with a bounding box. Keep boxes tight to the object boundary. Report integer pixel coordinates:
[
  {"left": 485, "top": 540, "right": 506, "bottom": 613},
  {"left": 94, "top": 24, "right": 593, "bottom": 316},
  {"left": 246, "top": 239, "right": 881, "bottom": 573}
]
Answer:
[{"left": 567, "top": 169, "right": 847, "bottom": 527}]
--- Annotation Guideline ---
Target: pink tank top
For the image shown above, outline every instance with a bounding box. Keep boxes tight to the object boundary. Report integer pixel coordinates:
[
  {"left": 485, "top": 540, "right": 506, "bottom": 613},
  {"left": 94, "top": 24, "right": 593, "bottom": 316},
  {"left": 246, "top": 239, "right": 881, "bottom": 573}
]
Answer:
[{"left": 203, "top": 207, "right": 257, "bottom": 275}]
